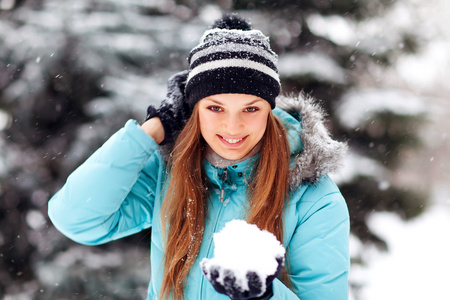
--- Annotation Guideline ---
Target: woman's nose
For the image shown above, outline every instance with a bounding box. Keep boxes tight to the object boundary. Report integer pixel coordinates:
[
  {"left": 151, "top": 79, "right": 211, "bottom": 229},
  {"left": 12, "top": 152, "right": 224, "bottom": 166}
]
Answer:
[{"left": 223, "top": 113, "right": 244, "bottom": 134}]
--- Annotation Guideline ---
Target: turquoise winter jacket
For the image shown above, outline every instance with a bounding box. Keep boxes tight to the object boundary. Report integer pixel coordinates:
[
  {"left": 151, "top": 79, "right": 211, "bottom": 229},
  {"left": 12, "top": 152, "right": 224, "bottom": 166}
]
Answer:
[{"left": 48, "top": 95, "right": 350, "bottom": 300}]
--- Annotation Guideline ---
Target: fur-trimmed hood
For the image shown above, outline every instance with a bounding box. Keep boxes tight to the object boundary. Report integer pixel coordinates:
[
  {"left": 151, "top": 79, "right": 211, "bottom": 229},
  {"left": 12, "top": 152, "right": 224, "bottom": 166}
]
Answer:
[
  {"left": 160, "top": 94, "right": 347, "bottom": 189},
  {"left": 275, "top": 94, "right": 347, "bottom": 188}
]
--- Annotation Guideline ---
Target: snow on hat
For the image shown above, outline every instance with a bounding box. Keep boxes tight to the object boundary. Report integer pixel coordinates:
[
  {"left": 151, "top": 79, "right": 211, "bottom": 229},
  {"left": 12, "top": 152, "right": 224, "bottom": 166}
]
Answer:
[{"left": 185, "top": 14, "right": 280, "bottom": 109}]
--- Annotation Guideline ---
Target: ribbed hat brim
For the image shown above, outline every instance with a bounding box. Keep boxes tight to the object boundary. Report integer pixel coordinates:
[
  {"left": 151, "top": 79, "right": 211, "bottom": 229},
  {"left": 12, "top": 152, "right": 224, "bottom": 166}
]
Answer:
[{"left": 185, "top": 67, "right": 280, "bottom": 109}]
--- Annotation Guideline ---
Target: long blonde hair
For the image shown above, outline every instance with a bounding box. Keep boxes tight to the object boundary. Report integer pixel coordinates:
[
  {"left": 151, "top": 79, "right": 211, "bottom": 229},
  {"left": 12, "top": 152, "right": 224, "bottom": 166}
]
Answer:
[{"left": 159, "top": 104, "right": 291, "bottom": 299}]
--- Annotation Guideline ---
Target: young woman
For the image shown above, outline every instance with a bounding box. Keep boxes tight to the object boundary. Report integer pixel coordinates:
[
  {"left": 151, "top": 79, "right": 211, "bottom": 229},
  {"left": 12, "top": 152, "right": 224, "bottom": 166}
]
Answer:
[{"left": 48, "top": 14, "right": 349, "bottom": 300}]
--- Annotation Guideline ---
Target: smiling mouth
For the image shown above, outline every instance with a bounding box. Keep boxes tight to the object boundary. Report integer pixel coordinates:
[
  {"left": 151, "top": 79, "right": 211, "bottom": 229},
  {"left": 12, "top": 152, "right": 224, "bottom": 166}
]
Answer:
[{"left": 218, "top": 135, "right": 247, "bottom": 145}]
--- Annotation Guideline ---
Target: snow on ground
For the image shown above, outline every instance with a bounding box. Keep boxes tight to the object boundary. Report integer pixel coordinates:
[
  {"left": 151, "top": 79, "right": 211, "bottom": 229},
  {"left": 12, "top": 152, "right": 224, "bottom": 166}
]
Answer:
[{"left": 355, "top": 202, "right": 450, "bottom": 300}]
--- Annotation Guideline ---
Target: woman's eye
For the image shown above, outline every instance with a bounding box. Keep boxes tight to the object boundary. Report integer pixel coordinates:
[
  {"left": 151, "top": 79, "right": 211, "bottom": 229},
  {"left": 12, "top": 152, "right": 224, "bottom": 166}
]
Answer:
[
  {"left": 208, "top": 106, "right": 222, "bottom": 112},
  {"left": 245, "top": 107, "right": 259, "bottom": 113}
]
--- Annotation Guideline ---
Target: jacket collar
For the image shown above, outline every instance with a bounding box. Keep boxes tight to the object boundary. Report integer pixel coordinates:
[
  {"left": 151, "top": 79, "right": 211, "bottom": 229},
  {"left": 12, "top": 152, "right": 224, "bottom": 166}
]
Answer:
[
  {"left": 204, "top": 140, "right": 262, "bottom": 169},
  {"left": 203, "top": 153, "right": 258, "bottom": 188}
]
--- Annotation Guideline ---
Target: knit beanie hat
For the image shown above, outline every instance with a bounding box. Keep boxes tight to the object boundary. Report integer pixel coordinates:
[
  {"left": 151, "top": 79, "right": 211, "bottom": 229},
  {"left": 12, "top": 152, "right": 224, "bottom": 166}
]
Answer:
[{"left": 185, "top": 14, "right": 280, "bottom": 109}]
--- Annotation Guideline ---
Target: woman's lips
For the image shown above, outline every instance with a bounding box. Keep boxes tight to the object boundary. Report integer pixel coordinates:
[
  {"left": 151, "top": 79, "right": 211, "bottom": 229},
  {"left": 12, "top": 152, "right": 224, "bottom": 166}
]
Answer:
[{"left": 217, "top": 135, "right": 248, "bottom": 147}]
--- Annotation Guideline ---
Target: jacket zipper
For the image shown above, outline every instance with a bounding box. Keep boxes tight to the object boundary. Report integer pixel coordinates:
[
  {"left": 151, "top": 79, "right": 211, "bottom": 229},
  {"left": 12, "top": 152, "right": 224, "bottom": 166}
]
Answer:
[{"left": 220, "top": 168, "right": 228, "bottom": 203}]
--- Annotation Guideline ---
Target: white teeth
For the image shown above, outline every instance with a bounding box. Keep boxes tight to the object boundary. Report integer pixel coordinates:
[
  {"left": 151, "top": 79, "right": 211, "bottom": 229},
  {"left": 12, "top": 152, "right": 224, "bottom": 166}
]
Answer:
[{"left": 222, "top": 137, "right": 243, "bottom": 144}]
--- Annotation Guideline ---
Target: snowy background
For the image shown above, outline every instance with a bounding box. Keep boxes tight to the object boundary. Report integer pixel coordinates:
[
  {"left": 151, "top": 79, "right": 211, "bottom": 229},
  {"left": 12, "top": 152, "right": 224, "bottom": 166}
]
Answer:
[
  {"left": 345, "top": 0, "right": 450, "bottom": 299},
  {"left": 0, "top": 0, "right": 449, "bottom": 299}
]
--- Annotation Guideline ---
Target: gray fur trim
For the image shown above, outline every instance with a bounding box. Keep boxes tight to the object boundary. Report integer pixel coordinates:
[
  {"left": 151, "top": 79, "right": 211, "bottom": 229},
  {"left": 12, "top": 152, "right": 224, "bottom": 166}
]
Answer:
[{"left": 276, "top": 94, "right": 348, "bottom": 188}]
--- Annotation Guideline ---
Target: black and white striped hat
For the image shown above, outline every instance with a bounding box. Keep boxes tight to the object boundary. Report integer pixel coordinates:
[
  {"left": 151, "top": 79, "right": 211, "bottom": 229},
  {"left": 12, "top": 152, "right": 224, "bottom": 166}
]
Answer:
[{"left": 185, "top": 14, "right": 280, "bottom": 109}]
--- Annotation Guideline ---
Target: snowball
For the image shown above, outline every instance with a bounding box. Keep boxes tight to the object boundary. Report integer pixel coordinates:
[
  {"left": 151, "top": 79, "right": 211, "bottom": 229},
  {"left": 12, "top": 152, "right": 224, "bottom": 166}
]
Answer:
[{"left": 201, "top": 219, "right": 285, "bottom": 291}]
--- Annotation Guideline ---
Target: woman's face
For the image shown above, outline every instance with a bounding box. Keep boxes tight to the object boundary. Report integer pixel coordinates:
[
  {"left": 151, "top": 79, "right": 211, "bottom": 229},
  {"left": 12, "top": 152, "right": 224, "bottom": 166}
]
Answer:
[{"left": 198, "top": 93, "right": 271, "bottom": 160}]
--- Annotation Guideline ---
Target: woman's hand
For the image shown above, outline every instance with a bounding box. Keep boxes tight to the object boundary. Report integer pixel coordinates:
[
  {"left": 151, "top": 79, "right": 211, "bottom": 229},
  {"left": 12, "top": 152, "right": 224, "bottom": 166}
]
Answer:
[
  {"left": 145, "top": 70, "right": 191, "bottom": 145},
  {"left": 141, "top": 117, "right": 165, "bottom": 144},
  {"left": 201, "top": 256, "right": 283, "bottom": 300}
]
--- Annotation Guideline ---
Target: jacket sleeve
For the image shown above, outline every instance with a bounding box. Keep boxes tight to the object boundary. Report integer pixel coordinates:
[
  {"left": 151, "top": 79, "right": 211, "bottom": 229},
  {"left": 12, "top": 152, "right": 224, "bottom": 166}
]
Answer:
[
  {"left": 273, "top": 176, "right": 350, "bottom": 299},
  {"left": 48, "top": 119, "right": 161, "bottom": 245}
]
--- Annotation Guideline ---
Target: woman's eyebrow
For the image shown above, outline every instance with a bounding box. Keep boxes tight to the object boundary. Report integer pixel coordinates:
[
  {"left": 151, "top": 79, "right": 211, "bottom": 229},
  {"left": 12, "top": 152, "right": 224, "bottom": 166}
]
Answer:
[
  {"left": 204, "top": 98, "right": 224, "bottom": 105},
  {"left": 245, "top": 99, "right": 263, "bottom": 106}
]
